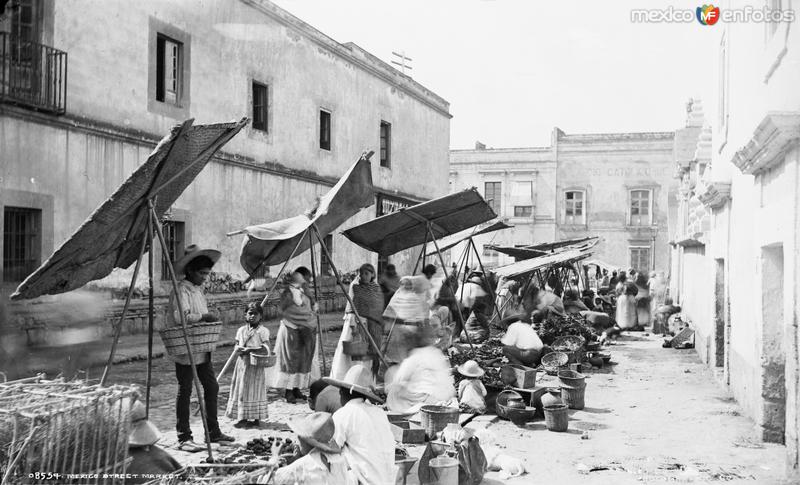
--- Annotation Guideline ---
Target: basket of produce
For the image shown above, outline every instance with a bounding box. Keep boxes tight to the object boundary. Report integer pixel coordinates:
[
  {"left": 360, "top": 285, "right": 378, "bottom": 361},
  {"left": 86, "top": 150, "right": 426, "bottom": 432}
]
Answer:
[
  {"left": 495, "top": 390, "right": 537, "bottom": 423},
  {"left": 159, "top": 321, "right": 222, "bottom": 356},
  {"left": 541, "top": 351, "right": 569, "bottom": 375},
  {"left": 419, "top": 405, "right": 460, "bottom": 439},
  {"left": 552, "top": 335, "right": 586, "bottom": 352},
  {"left": 249, "top": 352, "right": 276, "bottom": 368},
  {"left": 342, "top": 340, "right": 370, "bottom": 357}
]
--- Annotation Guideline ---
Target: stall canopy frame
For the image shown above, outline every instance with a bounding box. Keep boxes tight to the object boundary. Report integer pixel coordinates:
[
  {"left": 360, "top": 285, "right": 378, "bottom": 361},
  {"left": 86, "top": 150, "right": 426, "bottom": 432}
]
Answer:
[
  {"left": 343, "top": 188, "right": 500, "bottom": 350},
  {"left": 11, "top": 118, "right": 249, "bottom": 462},
  {"left": 230, "top": 152, "right": 390, "bottom": 370}
]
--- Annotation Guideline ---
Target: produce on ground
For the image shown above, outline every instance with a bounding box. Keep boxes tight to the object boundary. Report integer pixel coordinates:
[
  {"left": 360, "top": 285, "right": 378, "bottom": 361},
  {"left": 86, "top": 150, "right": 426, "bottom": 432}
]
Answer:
[{"left": 537, "top": 313, "right": 598, "bottom": 345}]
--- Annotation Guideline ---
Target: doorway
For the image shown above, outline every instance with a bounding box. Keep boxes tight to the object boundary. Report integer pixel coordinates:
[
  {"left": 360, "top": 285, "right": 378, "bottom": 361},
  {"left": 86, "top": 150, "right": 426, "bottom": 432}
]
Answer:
[{"left": 760, "top": 244, "right": 785, "bottom": 444}]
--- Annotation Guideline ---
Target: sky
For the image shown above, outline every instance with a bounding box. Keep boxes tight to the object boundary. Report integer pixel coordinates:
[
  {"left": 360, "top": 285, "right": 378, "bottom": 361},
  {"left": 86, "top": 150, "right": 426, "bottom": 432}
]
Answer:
[{"left": 273, "top": 0, "right": 719, "bottom": 149}]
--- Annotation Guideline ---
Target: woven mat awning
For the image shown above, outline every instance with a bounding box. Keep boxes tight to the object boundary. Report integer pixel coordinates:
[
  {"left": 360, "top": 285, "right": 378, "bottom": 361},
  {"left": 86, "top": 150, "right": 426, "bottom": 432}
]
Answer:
[
  {"left": 237, "top": 155, "right": 374, "bottom": 275},
  {"left": 342, "top": 188, "right": 497, "bottom": 255},
  {"left": 12, "top": 118, "right": 247, "bottom": 300},
  {"left": 425, "top": 219, "right": 513, "bottom": 256},
  {"left": 493, "top": 249, "right": 592, "bottom": 278}
]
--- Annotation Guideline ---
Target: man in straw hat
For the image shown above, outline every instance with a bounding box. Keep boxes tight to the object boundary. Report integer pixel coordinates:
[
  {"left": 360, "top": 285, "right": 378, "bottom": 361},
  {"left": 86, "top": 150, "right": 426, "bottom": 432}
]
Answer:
[
  {"left": 126, "top": 400, "right": 181, "bottom": 483},
  {"left": 324, "top": 364, "right": 396, "bottom": 485},
  {"left": 167, "top": 244, "right": 233, "bottom": 451},
  {"left": 271, "top": 412, "right": 357, "bottom": 484}
]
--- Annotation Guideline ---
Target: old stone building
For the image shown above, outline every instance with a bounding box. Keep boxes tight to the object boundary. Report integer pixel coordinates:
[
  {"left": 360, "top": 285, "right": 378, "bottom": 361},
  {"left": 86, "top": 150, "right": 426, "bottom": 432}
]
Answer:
[
  {"left": 668, "top": 7, "right": 800, "bottom": 481},
  {"left": 0, "top": 1, "right": 449, "bottom": 338},
  {"left": 449, "top": 128, "right": 676, "bottom": 272}
]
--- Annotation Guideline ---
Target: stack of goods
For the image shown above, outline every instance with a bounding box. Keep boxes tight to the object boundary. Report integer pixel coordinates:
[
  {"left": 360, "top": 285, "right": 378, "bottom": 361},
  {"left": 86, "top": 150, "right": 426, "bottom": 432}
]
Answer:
[
  {"left": 537, "top": 313, "right": 598, "bottom": 346},
  {"left": 0, "top": 376, "right": 137, "bottom": 484},
  {"left": 449, "top": 339, "right": 505, "bottom": 388}
]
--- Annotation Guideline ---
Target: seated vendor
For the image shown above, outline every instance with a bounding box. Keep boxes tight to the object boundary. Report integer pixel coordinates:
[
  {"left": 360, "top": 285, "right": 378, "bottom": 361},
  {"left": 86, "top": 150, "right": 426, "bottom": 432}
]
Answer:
[
  {"left": 386, "top": 327, "right": 456, "bottom": 415},
  {"left": 271, "top": 412, "right": 357, "bottom": 485},
  {"left": 126, "top": 399, "right": 181, "bottom": 484},
  {"left": 460, "top": 301, "right": 490, "bottom": 344},
  {"left": 563, "top": 289, "right": 590, "bottom": 314},
  {"left": 501, "top": 317, "right": 545, "bottom": 367}
]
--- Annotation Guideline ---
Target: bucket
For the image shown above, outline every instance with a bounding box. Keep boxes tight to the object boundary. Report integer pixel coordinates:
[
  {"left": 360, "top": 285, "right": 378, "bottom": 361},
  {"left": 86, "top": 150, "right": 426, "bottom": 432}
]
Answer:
[
  {"left": 544, "top": 404, "right": 569, "bottom": 432},
  {"left": 558, "top": 370, "right": 586, "bottom": 387},
  {"left": 560, "top": 382, "right": 586, "bottom": 410},
  {"left": 425, "top": 457, "right": 459, "bottom": 485}
]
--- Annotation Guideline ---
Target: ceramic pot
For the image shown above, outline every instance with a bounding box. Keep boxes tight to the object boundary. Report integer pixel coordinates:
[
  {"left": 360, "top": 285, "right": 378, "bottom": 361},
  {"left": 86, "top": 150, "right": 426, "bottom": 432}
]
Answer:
[{"left": 541, "top": 388, "right": 563, "bottom": 408}]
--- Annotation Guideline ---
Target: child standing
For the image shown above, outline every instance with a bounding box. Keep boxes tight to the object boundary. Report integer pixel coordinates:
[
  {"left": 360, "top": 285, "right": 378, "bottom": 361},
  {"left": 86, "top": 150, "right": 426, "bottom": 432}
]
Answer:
[
  {"left": 226, "top": 303, "right": 271, "bottom": 428},
  {"left": 456, "top": 360, "right": 487, "bottom": 413}
]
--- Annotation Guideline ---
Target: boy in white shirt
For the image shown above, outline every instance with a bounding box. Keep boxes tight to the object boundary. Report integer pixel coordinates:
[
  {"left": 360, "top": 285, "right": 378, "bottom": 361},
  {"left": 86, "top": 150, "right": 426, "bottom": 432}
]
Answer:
[{"left": 501, "top": 318, "right": 545, "bottom": 367}]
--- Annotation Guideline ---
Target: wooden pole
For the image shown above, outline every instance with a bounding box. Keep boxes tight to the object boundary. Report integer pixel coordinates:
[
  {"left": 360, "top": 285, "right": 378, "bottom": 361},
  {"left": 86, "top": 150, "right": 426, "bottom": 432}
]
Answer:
[
  {"left": 99, "top": 229, "right": 148, "bottom": 386},
  {"left": 307, "top": 229, "right": 327, "bottom": 376},
  {"left": 151, "top": 207, "right": 214, "bottom": 461},
  {"left": 411, "top": 230, "right": 428, "bottom": 276},
  {"left": 427, "top": 224, "right": 474, "bottom": 351},
  {"left": 217, "top": 348, "right": 239, "bottom": 382},
  {"left": 311, "top": 224, "right": 389, "bottom": 368},
  {"left": 145, "top": 200, "right": 155, "bottom": 418}
]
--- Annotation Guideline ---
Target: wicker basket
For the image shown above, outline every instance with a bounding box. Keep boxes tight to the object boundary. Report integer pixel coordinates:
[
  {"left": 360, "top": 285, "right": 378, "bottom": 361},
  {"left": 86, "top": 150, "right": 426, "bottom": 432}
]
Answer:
[
  {"left": 495, "top": 390, "right": 537, "bottom": 423},
  {"left": 419, "top": 405, "right": 460, "bottom": 439},
  {"left": 552, "top": 335, "right": 586, "bottom": 352},
  {"left": 249, "top": 353, "right": 276, "bottom": 368},
  {"left": 159, "top": 321, "right": 222, "bottom": 356},
  {"left": 541, "top": 351, "right": 569, "bottom": 375}
]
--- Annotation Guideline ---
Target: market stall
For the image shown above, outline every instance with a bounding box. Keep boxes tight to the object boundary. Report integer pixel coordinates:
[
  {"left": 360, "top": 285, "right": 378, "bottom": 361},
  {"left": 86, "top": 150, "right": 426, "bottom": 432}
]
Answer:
[{"left": 8, "top": 118, "right": 249, "bottom": 474}]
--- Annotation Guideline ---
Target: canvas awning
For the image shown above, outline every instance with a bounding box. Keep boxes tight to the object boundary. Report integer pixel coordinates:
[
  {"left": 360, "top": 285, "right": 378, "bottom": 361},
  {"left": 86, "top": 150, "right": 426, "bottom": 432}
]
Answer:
[
  {"left": 342, "top": 188, "right": 497, "bottom": 255},
  {"left": 12, "top": 118, "right": 247, "bottom": 300},
  {"left": 489, "top": 236, "right": 600, "bottom": 261},
  {"left": 493, "top": 249, "right": 592, "bottom": 278},
  {"left": 527, "top": 236, "right": 597, "bottom": 252},
  {"left": 237, "top": 155, "right": 374, "bottom": 275},
  {"left": 425, "top": 219, "right": 512, "bottom": 256},
  {"left": 486, "top": 245, "right": 548, "bottom": 260}
]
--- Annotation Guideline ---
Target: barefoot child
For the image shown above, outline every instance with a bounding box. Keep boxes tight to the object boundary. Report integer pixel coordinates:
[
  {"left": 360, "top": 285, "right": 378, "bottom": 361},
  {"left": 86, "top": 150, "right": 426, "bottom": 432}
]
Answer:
[{"left": 226, "top": 303, "right": 271, "bottom": 428}]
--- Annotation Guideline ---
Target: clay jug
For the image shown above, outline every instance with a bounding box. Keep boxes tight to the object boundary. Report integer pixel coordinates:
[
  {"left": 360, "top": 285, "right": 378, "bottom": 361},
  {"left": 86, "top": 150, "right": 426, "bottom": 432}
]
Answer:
[{"left": 541, "top": 388, "right": 562, "bottom": 408}]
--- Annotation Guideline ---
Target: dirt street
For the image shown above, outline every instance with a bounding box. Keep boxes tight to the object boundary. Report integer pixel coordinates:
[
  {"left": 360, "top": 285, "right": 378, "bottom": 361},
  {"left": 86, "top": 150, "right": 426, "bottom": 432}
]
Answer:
[{"left": 104, "top": 330, "right": 788, "bottom": 484}]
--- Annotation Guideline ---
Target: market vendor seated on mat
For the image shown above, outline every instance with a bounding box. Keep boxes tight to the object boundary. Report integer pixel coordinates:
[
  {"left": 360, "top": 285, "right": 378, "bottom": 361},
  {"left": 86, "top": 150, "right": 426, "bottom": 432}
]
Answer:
[
  {"left": 460, "top": 300, "right": 491, "bottom": 344},
  {"left": 501, "top": 316, "right": 545, "bottom": 367},
  {"left": 126, "top": 399, "right": 181, "bottom": 484},
  {"left": 270, "top": 412, "right": 357, "bottom": 485}
]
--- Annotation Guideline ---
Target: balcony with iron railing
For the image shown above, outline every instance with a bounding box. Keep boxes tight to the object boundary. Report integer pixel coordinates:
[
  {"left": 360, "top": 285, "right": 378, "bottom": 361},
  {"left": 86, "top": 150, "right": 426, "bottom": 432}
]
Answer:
[{"left": 0, "top": 31, "right": 67, "bottom": 115}]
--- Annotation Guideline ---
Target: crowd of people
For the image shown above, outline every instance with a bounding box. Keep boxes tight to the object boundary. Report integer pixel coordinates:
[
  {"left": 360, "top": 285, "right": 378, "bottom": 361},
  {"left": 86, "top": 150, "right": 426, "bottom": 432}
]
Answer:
[{"left": 148, "top": 243, "right": 672, "bottom": 483}]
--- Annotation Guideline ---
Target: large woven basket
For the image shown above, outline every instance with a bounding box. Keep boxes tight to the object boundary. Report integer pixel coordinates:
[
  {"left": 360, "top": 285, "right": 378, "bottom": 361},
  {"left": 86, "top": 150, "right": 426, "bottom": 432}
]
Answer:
[
  {"left": 419, "top": 405, "right": 460, "bottom": 439},
  {"left": 159, "top": 321, "right": 222, "bottom": 356},
  {"left": 552, "top": 335, "right": 586, "bottom": 352},
  {"left": 541, "top": 351, "right": 569, "bottom": 375}
]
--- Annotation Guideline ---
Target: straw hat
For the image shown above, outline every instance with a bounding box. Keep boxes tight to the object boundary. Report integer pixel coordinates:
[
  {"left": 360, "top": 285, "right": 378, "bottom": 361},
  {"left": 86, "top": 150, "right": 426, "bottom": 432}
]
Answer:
[
  {"left": 129, "top": 401, "right": 160, "bottom": 447},
  {"left": 288, "top": 412, "right": 342, "bottom": 454},
  {"left": 174, "top": 244, "right": 221, "bottom": 276},
  {"left": 456, "top": 360, "right": 485, "bottom": 378},
  {"left": 323, "top": 364, "right": 384, "bottom": 403}
]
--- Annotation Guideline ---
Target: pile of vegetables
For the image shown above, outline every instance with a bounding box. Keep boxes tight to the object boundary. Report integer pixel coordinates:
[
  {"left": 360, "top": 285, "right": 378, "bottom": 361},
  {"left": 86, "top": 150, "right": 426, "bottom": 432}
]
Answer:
[
  {"left": 537, "top": 313, "right": 597, "bottom": 345},
  {"left": 449, "top": 339, "right": 505, "bottom": 388}
]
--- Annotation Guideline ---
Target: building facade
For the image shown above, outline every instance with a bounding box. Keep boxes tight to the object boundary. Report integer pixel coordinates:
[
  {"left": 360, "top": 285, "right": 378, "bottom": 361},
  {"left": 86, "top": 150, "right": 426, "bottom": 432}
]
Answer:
[
  {"left": 0, "top": 0, "right": 450, "bottom": 291},
  {"left": 668, "top": 4, "right": 800, "bottom": 480},
  {"left": 449, "top": 128, "right": 676, "bottom": 273},
  {"left": 0, "top": 0, "right": 449, "bottom": 340}
]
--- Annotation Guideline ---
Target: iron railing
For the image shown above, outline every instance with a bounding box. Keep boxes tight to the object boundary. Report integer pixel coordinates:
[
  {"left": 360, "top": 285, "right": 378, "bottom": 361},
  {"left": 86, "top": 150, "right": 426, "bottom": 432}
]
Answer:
[{"left": 0, "top": 32, "right": 67, "bottom": 115}]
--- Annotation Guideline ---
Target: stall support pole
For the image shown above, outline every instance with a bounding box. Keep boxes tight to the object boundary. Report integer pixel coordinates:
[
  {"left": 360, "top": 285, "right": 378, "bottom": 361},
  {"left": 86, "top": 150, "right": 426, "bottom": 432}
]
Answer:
[
  {"left": 145, "top": 200, "right": 155, "bottom": 418},
  {"left": 412, "top": 230, "right": 429, "bottom": 276},
  {"left": 311, "top": 224, "right": 389, "bottom": 369},
  {"left": 307, "top": 229, "right": 327, "bottom": 377},
  {"left": 427, "top": 223, "right": 474, "bottom": 351},
  {"left": 152, "top": 206, "right": 214, "bottom": 461},
  {"left": 99, "top": 227, "right": 148, "bottom": 386}
]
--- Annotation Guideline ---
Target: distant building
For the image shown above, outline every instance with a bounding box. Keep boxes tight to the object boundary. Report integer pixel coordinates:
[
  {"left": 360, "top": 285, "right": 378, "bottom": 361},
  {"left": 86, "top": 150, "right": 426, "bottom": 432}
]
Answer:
[
  {"left": 0, "top": 0, "right": 451, "bottom": 299},
  {"left": 449, "top": 129, "right": 676, "bottom": 273},
  {"left": 668, "top": 6, "right": 800, "bottom": 480}
]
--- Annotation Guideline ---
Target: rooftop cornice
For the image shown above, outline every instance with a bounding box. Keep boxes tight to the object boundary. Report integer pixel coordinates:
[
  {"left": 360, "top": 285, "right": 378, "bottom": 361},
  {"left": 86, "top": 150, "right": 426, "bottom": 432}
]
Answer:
[{"left": 732, "top": 112, "right": 800, "bottom": 175}]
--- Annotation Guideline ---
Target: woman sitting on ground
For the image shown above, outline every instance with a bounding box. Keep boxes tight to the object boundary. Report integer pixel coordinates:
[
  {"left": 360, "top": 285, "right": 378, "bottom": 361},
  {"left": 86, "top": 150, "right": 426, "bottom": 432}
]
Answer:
[{"left": 386, "top": 328, "right": 456, "bottom": 415}]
